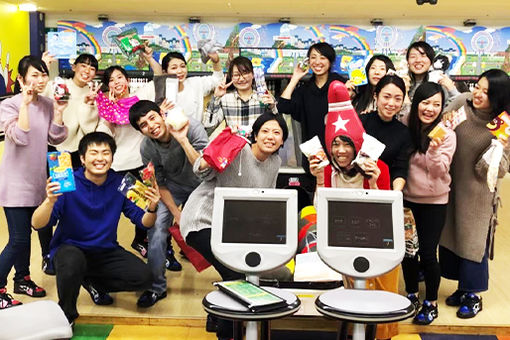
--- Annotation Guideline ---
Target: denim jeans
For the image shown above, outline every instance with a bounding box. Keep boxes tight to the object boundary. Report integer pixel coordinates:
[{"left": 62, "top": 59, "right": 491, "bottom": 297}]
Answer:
[
  {"left": 147, "top": 184, "right": 193, "bottom": 294},
  {"left": 0, "top": 207, "right": 37, "bottom": 287}
]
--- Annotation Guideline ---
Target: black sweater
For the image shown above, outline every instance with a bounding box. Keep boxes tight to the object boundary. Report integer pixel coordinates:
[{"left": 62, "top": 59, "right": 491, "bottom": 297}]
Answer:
[
  {"left": 277, "top": 72, "right": 347, "bottom": 170},
  {"left": 360, "top": 111, "right": 413, "bottom": 181}
]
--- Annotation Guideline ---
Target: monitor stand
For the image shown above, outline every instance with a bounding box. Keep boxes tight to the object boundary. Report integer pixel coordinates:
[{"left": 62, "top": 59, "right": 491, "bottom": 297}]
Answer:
[
  {"left": 352, "top": 278, "right": 368, "bottom": 340},
  {"left": 245, "top": 274, "right": 259, "bottom": 340}
]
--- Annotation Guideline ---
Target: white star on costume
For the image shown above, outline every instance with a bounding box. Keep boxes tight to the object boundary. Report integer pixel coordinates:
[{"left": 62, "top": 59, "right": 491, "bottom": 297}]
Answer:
[{"left": 332, "top": 116, "right": 349, "bottom": 133}]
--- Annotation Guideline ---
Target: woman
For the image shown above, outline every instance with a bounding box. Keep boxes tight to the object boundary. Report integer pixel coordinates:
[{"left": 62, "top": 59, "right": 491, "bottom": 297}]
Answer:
[
  {"left": 402, "top": 82, "right": 456, "bottom": 325},
  {"left": 439, "top": 69, "right": 510, "bottom": 319},
  {"left": 359, "top": 75, "right": 413, "bottom": 191},
  {"left": 204, "top": 56, "right": 276, "bottom": 133},
  {"left": 406, "top": 41, "right": 459, "bottom": 103},
  {"left": 277, "top": 42, "right": 346, "bottom": 175},
  {"left": 350, "top": 54, "right": 395, "bottom": 115},
  {"left": 309, "top": 80, "right": 396, "bottom": 340},
  {"left": 180, "top": 113, "right": 288, "bottom": 340},
  {"left": 0, "top": 55, "right": 68, "bottom": 308},
  {"left": 149, "top": 51, "right": 223, "bottom": 123}
]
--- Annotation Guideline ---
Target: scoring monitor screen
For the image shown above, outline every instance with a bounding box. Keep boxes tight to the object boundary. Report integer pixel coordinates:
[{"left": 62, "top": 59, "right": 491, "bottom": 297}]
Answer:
[
  {"left": 222, "top": 200, "right": 287, "bottom": 244},
  {"left": 327, "top": 201, "right": 394, "bottom": 249}
]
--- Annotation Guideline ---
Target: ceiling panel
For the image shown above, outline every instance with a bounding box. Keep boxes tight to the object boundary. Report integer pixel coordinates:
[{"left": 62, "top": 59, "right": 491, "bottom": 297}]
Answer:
[{"left": 3, "top": 0, "right": 510, "bottom": 25}]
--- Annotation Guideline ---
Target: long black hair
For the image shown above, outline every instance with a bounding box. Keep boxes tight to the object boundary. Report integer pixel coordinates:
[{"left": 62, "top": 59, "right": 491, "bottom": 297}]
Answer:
[
  {"left": 473, "top": 69, "right": 510, "bottom": 119},
  {"left": 408, "top": 82, "right": 445, "bottom": 153},
  {"left": 101, "top": 65, "right": 129, "bottom": 93},
  {"left": 353, "top": 55, "right": 395, "bottom": 114}
]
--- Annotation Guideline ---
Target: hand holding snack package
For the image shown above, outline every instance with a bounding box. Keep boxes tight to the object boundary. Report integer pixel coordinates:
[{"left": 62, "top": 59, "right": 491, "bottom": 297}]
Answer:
[
  {"left": 53, "top": 77, "right": 70, "bottom": 102},
  {"left": 299, "top": 136, "right": 329, "bottom": 169},
  {"left": 165, "top": 106, "right": 189, "bottom": 131},
  {"left": 427, "top": 121, "right": 448, "bottom": 140},
  {"left": 352, "top": 133, "right": 386, "bottom": 177},
  {"left": 118, "top": 173, "right": 151, "bottom": 210}
]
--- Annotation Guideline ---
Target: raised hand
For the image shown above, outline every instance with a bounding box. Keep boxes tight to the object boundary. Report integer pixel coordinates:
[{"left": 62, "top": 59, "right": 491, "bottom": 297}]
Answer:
[
  {"left": 213, "top": 75, "right": 233, "bottom": 98},
  {"left": 42, "top": 51, "right": 56, "bottom": 69},
  {"left": 46, "top": 177, "right": 62, "bottom": 204},
  {"left": 20, "top": 80, "right": 37, "bottom": 105},
  {"left": 159, "top": 98, "right": 175, "bottom": 113},
  {"left": 145, "top": 181, "right": 161, "bottom": 210},
  {"left": 85, "top": 81, "right": 101, "bottom": 104}
]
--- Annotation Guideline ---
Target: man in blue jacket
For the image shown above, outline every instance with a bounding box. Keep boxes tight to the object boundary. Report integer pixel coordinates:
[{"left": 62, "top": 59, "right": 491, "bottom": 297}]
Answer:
[{"left": 32, "top": 132, "right": 161, "bottom": 323}]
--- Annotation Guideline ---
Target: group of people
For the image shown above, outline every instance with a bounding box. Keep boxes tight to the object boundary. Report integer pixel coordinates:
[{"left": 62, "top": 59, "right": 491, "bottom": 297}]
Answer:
[{"left": 0, "top": 37, "right": 508, "bottom": 340}]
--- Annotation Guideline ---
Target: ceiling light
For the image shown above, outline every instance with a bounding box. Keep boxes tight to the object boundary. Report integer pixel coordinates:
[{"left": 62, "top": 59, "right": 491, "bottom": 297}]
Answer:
[{"left": 18, "top": 3, "right": 37, "bottom": 11}]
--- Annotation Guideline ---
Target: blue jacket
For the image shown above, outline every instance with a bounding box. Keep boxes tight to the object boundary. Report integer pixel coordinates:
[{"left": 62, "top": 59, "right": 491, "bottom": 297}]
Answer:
[{"left": 47, "top": 168, "right": 146, "bottom": 259}]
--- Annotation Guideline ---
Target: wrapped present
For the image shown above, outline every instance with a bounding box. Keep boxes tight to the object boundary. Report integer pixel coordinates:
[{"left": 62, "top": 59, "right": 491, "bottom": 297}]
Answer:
[{"left": 202, "top": 127, "right": 248, "bottom": 173}]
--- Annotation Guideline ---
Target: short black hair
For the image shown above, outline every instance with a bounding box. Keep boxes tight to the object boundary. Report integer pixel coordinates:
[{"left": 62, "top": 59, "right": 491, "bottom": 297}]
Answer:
[
  {"left": 101, "top": 65, "right": 129, "bottom": 92},
  {"left": 307, "top": 42, "right": 336, "bottom": 71},
  {"left": 374, "top": 74, "right": 407, "bottom": 99},
  {"left": 74, "top": 53, "right": 99, "bottom": 70},
  {"left": 129, "top": 100, "right": 162, "bottom": 132},
  {"left": 78, "top": 132, "right": 116, "bottom": 156},
  {"left": 250, "top": 113, "right": 289, "bottom": 145},
  {"left": 162, "top": 52, "right": 186, "bottom": 72}
]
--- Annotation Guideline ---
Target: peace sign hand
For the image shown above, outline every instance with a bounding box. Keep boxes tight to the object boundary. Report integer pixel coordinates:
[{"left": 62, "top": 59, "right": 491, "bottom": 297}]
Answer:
[
  {"left": 85, "top": 81, "right": 101, "bottom": 105},
  {"left": 20, "top": 80, "right": 36, "bottom": 105},
  {"left": 213, "top": 75, "right": 233, "bottom": 98}
]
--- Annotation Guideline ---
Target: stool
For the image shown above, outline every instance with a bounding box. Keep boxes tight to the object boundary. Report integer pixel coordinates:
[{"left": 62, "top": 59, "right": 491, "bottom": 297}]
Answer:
[
  {"left": 315, "top": 289, "right": 415, "bottom": 340},
  {"left": 203, "top": 287, "right": 301, "bottom": 340},
  {"left": 0, "top": 300, "right": 73, "bottom": 340}
]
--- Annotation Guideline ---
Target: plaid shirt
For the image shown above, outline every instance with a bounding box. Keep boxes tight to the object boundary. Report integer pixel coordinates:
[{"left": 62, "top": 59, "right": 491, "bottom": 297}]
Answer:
[{"left": 203, "top": 91, "right": 277, "bottom": 132}]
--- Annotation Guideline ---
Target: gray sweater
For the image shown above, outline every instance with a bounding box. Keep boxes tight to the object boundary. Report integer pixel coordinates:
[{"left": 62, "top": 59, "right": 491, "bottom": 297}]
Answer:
[
  {"left": 140, "top": 118, "right": 208, "bottom": 192},
  {"left": 440, "top": 93, "right": 510, "bottom": 262},
  {"left": 180, "top": 144, "right": 281, "bottom": 240}
]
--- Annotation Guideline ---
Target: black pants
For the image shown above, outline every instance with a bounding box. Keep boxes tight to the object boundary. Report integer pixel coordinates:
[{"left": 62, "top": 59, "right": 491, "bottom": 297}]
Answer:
[
  {"left": 186, "top": 229, "right": 243, "bottom": 338},
  {"left": 401, "top": 201, "right": 447, "bottom": 301},
  {"left": 186, "top": 228, "right": 243, "bottom": 281},
  {"left": 53, "top": 244, "right": 152, "bottom": 322}
]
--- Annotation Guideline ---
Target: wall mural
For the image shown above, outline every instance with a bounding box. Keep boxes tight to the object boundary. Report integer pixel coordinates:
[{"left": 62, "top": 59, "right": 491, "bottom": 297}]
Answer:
[{"left": 55, "top": 20, "right": 510, "bottom": 76}]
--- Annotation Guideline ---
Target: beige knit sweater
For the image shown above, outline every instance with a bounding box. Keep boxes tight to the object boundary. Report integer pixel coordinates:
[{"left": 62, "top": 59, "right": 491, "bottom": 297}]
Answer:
[{"left": 440, "top": 93, "right": 510, "bottom": 262}]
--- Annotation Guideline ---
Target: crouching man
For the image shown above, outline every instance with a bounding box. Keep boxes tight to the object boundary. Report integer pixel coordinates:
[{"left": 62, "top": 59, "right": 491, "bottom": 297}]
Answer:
[{"left": 31, "top": 132, "right": 160, "bottom": 323}]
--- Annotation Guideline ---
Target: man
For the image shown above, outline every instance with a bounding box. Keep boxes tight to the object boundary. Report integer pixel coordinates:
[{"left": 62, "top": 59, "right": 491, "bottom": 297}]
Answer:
[
  {"left": 31, "top": 132, "right": 160, "bottom": 323},
  {"left": 129, "top": 100, "right": 208, "bottom": 307}
]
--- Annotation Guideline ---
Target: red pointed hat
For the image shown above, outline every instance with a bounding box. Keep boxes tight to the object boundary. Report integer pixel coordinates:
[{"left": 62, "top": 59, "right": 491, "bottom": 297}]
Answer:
[{"left": 325, "top": 80, "right": 365, "bottom": 155}]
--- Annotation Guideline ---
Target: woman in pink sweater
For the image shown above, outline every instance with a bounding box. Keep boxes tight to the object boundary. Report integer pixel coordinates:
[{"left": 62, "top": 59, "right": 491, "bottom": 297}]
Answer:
[
  {"left": 402, "top": 82, "right": 456, "bottom": 325},
  {"left": 0, "top": 55, "right": 68, "bottom": 308}
]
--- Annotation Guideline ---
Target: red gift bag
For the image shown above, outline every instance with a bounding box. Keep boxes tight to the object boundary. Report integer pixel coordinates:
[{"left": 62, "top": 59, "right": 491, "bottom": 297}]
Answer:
[
  {"left": 202, "top": 127, "right": 248, "bottom": 173},
  {"left": 168, "top": 223, "right": 211, "bottom": 272}
]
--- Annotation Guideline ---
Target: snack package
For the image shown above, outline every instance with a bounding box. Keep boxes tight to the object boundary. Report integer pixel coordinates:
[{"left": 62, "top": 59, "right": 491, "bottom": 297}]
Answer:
[
  {"left": 165, "top": 76, "right": 179, "bottom": 103},
  {"left": 197, "top": 39, "right": 223, "bottom": 64},
  {"left": 487, "top": 111, "right": 510, "bottom": 139},
  {"left": 298, "top": 57, "right": 309, "bottom": 71},
  {"left": 352, "top": 133, "right": 386, "bottom": 178},
  {"left": 253, "top": 67, "right": 268, "bottom": 97},
  {"left": 113, "top": 28, "right": 144, "bottom": 57},
  {"left": 165, "top": 106, "right": 189, "bottom": 130},
  {"left": 347, "top": 55, "right": 368, "bottom": 86},
  {"left": 299, "top": 136, "right": 329, "bottom": 169},
  {"left": 202, "top": 127, "right": 248, "bottom": 173},
  {"left": 118, "top": 173, "right": 150, "bottom": 210},
  {"left": 53, "top": 77, "right": 70, "bottom": 102},
  {"left": 139, "top": 162, "right": 156, "bottom": 187},
  {"left": 442, "top": 106, "right": 467, "bottom": 130},
  {"left": 428, "top": 122, "right": 448, "bottom": 140},
  {"left": 48, "top": 151, "right": 76, "bottom": 193}
]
